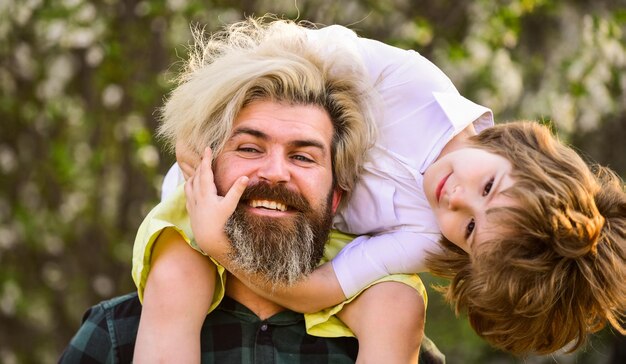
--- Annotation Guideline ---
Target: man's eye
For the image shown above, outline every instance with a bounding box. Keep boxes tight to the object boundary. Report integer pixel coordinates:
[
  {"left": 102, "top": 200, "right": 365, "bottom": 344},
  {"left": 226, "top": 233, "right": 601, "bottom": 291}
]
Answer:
[
  {"left": 238, "top": 147, "right": 259, "bottom": 153},
  {"left": 292, "top": 154, "right": 313, "bottom": 163},
  {"left": 465, "top": 219, "right": 475, "bottom": 239},
  {"left": 483, "top": 178, "right": 494, "bottom": 196}
]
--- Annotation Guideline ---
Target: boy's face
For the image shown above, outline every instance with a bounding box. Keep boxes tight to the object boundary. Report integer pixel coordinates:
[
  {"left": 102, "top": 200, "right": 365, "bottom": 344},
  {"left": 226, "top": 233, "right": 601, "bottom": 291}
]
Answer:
[{"left": 423, "top": 147, "right": 516, "bottom": 253}]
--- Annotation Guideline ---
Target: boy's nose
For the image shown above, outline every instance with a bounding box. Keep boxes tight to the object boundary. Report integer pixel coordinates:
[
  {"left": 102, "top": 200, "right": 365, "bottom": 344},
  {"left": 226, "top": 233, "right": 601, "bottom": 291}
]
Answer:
[
  {"left": 257, "top": 153, "right": 290, "bottom": 184},
  {"left": 448, "top": 186, "right": 469, "bottom": 211}
]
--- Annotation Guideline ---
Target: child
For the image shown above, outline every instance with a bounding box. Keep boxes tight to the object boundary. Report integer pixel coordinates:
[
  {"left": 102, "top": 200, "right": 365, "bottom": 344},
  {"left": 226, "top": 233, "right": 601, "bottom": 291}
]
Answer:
[
  {"left": 426, "top": 121, "right": 626, "bottom": 354},
  {"left": 135, "top": 18, "right": 626, "bottom": 361}
]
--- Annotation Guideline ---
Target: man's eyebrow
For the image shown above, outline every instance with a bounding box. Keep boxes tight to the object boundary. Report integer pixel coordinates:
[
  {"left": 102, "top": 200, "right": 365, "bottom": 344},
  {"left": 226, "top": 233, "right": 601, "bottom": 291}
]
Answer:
[
  {"left": 231, "top": 126, "right": 328, "bottom": 155},
  {"left": 231, "top": 127, "right": 268, "bottom": 140},
  {"left": 288, "top": 140, "right": 327, "bottom": 155}
]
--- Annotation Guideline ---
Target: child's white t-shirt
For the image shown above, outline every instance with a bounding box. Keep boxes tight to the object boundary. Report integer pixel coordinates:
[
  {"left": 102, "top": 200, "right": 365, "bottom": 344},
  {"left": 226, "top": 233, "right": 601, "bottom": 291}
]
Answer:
[{"left": 161, "top": 25, "right": 494, "bottom": 298}]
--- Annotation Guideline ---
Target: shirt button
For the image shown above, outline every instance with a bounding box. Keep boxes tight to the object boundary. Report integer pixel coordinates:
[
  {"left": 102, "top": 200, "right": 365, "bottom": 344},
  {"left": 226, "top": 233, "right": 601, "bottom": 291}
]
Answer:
[{"left": 260, "top": 323, "right": 268, "bottom": 331}]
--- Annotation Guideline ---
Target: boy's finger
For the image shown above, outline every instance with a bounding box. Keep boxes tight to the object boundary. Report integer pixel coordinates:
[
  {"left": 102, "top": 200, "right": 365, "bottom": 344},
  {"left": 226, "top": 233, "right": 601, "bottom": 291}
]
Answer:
[
  {"left": 196, "top": 147, "right": 216, "bottom": 195},
  {"left": 222, "top": 176, "right": 249, "bottom": 213},
  {"left": 202, "top": 146, "right": 212, "bottom": 161}
]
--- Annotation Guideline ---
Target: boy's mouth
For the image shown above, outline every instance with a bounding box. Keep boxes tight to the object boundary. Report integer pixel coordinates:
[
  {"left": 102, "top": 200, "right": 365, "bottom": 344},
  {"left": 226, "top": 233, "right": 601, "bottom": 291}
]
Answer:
[{"left": 436, "top": 173, "right": 452, "bottom": 203}]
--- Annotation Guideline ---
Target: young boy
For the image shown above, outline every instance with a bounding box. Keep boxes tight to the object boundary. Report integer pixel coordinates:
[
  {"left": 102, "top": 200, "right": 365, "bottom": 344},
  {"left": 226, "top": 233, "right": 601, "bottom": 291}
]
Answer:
[
  {"left": 426, "top": 121, "right": 626, "bottom": 354},
  {"left": 134, "top": 18, "right": 626, "bottom": 361}
]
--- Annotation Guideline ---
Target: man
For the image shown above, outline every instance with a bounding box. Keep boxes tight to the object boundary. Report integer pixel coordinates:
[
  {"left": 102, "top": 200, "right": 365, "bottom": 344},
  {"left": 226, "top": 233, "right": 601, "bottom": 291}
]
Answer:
[
  {"left": 60, "top": 18, "right": 443, "bottom": 363},
  {"left": 58, "top": 100, "right": 440, "bottom": 363}
]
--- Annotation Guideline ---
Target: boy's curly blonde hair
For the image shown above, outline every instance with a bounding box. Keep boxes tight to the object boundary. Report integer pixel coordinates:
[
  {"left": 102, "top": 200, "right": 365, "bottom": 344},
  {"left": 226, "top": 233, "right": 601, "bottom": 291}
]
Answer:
[{"left": 427, "top": 121, "right": 626, "bottom": 355}]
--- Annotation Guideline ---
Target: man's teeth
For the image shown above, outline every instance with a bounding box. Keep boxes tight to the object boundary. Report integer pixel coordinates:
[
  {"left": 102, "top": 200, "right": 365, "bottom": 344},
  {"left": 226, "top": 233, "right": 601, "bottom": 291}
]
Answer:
[{"left": 249, "top": 200, "right": 287, "bottom": 212}]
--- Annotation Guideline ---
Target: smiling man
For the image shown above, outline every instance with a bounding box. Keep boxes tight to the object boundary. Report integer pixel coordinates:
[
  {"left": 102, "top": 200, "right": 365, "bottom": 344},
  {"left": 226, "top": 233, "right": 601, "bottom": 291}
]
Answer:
[
  {"left": 60, "top": 18, "right": 442, "bottom": 364},
  {"left": 214, "top": 101, "right": 337, "bottom": 286}
]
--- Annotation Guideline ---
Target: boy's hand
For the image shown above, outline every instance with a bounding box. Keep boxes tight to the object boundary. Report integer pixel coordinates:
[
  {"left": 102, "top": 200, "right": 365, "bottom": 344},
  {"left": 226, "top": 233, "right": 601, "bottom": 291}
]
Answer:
[{"left": 185, "top": 147, "right": 248, "bottom": 258}]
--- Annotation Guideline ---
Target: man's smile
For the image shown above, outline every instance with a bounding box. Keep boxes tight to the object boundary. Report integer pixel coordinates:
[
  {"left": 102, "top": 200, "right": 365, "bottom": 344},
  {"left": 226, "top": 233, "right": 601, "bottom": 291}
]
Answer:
[
  {"left": 234, "top": 181, "right": 311, "bottom": 217},
  {"left": 248, "top": 199, "right": 288, "bottom": 212}
]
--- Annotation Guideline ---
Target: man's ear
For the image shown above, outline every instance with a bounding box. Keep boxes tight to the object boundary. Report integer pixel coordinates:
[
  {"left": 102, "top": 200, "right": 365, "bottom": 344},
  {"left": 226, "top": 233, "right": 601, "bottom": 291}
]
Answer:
[
  {"left": 175, "top": 140, "right": 201, "bottom": 180},
  {"left": 331, "top": 188, "right": 343, "bottom": 214}
]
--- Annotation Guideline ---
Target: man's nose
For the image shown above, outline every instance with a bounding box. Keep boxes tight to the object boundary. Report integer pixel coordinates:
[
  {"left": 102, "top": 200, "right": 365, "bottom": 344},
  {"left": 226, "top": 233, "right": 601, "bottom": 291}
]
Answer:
[{"left": 257, "top": 152, "right": 290, "bottom": 184}]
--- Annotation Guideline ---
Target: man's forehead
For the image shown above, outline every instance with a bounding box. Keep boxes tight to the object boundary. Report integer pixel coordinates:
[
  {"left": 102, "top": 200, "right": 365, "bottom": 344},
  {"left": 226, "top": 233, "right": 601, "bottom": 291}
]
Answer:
[{"left": 229, "top": 101, "right": 334, "bottom": 145}]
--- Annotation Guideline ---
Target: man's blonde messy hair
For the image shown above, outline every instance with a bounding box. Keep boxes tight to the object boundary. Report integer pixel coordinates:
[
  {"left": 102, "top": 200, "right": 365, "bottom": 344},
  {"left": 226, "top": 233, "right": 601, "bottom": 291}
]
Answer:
[
  {"left": 157, "top": 16, "right": 377, "bottom": 199},
  {"left": 427, "top": 121, "right": 626, "bottom": 355}
]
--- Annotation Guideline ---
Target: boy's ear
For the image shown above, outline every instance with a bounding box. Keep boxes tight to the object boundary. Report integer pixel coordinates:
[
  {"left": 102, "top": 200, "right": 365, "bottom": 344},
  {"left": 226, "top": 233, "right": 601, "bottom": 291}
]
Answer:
[{"left": 331, "top": 188, "right": 343, "bottom": 214}]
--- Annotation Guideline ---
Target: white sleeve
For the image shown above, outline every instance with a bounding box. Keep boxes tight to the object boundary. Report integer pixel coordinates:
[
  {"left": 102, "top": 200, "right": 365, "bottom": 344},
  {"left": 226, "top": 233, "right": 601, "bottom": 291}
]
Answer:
[
  {"left": 310, "top": 25, "right": 493, "bottom": 169},
  {"left": 161, "top": 163, "right": 185, "bottom": 201},
  {"left": 309, "top": 25, "right": 493, "bottom": 171},
  {"left": 355, "top": 36, "right": 493, "bottom": 172},
  {"left": 331, "top": 231, "right": 441, "bottom": 298}
]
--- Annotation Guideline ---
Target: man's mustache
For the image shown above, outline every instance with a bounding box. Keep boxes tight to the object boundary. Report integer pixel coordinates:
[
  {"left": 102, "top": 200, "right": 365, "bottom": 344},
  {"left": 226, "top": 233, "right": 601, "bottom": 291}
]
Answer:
[{"left": 239, "top": 182, "right": 310, "bottom": 212}]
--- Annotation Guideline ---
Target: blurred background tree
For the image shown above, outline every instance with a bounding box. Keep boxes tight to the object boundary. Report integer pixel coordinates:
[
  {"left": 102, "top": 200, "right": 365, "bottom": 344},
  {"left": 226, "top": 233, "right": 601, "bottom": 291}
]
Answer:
[{"left": 0, "top": 0, "right": 624, "bottom": 363}]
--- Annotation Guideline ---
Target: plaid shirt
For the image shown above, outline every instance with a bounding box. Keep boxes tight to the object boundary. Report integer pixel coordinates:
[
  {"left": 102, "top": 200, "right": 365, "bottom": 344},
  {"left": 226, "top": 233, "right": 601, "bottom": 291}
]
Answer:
[{"left": 59, "top": 292, "right": 445, "bottom": 364}]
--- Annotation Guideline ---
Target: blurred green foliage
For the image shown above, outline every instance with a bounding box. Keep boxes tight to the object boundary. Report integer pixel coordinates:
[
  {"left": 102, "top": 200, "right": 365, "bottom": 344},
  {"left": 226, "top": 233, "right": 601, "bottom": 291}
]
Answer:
[{"left": 1, "top": 0, "right": 624, "bottom": 363}]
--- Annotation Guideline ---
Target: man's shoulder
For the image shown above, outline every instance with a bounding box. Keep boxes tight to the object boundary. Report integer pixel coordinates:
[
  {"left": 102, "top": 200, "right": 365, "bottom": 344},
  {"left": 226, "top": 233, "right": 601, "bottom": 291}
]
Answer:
[
  {"left": 419, "top": 335, "right": 446, "bottom": 364},
  {"left": 59, "top": 293, "right": 141, "bottom": 364},
  {"left": 98, "top": 292, "right": 142, "bottom": 317},
  {"left": 80, "top": 292, "right": 142, "bottom": 325}
]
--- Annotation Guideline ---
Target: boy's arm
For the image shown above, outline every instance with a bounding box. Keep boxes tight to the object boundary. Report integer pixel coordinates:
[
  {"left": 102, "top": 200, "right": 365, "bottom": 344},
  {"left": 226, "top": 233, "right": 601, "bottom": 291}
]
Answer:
[
  {"left": 220, "top": 231, "right": 438, "bottom": 311},
  {"left": 217, "top": 254, "right": 346, "bottom": 313},
  {"left": 331, "top": 231, "right": 440, "bottom": 297},
  {"left": 201, "top": 232, "right": 436, "bottom": 313}
]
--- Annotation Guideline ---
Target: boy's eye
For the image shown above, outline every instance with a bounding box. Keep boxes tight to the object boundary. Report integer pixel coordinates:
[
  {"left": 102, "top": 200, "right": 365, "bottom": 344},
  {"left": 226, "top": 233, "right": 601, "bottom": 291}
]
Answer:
[
  {"left": 483, "top": 178, "right": 494, "bottom": 196},
  {"left": 465, "top": 218, "right": 475, "bottom": 239}
]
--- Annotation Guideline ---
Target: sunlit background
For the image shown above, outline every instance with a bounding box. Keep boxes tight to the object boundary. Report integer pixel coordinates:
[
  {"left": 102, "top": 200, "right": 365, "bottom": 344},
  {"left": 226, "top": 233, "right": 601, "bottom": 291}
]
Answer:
[{"left": 1, "top": 0, "right": 625, "bottom": 363}]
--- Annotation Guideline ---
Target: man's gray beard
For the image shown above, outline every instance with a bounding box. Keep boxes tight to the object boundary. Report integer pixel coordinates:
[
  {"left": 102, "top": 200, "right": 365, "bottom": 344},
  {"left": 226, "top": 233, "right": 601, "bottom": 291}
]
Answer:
[{"left": 224, "top": 194, "right": 333, "bottom": 287}]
